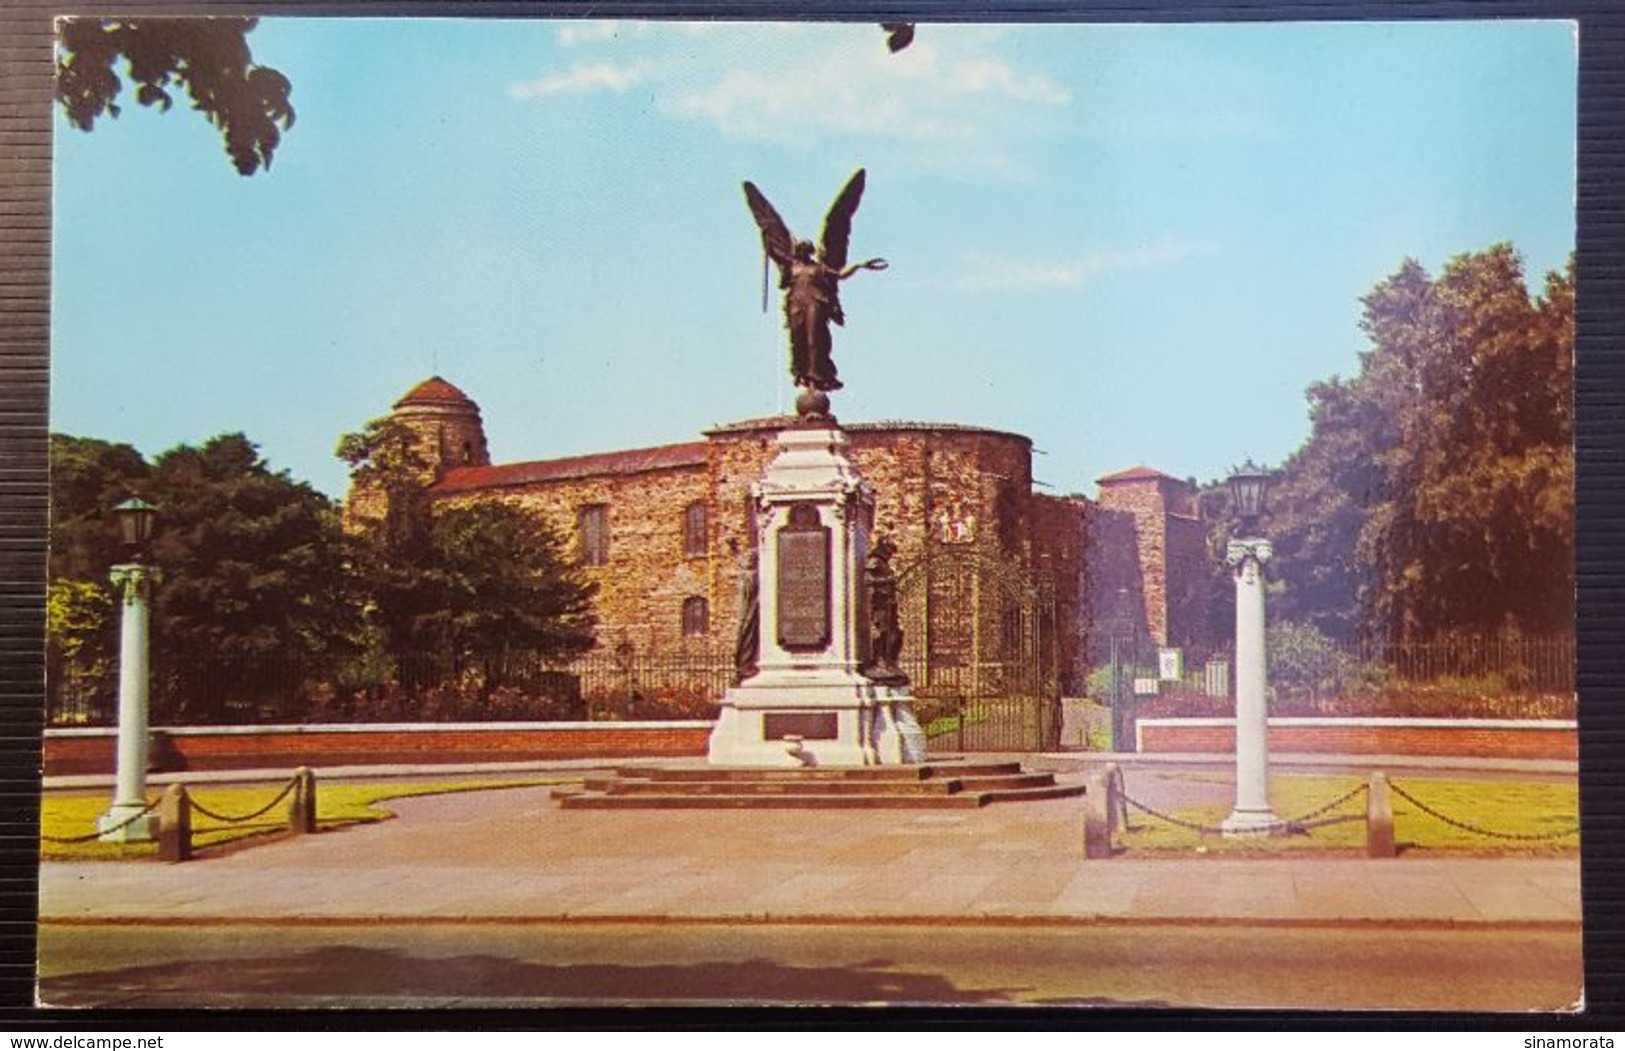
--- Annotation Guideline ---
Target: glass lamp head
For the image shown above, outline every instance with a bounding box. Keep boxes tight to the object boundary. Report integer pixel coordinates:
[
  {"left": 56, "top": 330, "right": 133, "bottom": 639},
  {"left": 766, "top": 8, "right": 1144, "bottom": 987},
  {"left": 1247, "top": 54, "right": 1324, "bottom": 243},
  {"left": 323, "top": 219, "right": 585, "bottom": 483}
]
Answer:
[{"left": 113, "top": 497, "right": 158, "bottom": 559}]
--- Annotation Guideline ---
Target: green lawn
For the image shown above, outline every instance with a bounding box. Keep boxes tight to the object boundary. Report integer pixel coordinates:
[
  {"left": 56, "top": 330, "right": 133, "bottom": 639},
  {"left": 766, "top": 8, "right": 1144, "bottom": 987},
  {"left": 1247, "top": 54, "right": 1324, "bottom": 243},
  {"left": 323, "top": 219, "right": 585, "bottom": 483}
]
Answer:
[
  {"left": 40, "top": 777, "right": 576, "bottom": 861},
  {"left": 1113, "top": 774, "right": 1580, "bottom": 854}
]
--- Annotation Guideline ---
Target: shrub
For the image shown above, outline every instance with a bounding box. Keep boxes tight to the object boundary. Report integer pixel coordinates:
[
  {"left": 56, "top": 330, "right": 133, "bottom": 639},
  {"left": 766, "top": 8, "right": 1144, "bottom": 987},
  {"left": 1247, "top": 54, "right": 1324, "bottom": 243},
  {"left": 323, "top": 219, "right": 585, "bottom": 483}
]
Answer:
[{"left": 1267, "top": 621, "right": 1359, "bottom": 714}]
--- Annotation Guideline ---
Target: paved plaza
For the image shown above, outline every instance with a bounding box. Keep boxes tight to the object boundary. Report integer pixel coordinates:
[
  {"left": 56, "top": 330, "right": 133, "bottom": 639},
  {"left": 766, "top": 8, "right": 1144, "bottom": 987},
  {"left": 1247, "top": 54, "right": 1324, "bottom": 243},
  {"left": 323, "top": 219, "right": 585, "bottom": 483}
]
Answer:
[{"left": 39, "top": 756, "right": 1582, "bottom": 928}]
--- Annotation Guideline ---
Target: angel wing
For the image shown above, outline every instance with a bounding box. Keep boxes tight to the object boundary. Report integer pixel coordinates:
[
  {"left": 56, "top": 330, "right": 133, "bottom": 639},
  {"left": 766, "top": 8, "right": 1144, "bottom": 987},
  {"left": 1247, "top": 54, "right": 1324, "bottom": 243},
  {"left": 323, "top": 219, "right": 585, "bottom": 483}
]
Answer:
[
  {"left": 819, "top": 169, "right": 866, "bottom": 272},
  {"left": 743, "top": 181, "right": 796, "bottom": 273}
]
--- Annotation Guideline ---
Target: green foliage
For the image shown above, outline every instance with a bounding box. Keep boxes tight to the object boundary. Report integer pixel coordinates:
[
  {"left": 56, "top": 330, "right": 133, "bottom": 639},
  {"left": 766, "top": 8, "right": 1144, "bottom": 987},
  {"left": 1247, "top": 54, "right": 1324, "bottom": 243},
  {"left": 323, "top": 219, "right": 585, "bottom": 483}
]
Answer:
[
  {"left": 49, "top": 420, "right": 605, "bottom": 725},
  {"left": 335, "top": 416, "right": 435, "bottom": 545},
  {"left": 338, "top": 417, "right": 601, "bottom": 697},
  {"left": 45, "top": 580, "right": 117, "bottom": 723},
  {"left": 56, "top": 18, "right": 294, "bottom": 175},
  {"left": 1267, "top": 621, "right": 1359, "bottom": 709},
  {"left": 353, "top": 499, "right": 599, "bottom": 692},
  {"left": 47, "top": 435, "right": 151, "bottom": 584},
  {"left": 48, "top": 432, "right": 358, "bottom": 724},
  {"left": 1266, "top": 246, "right": 1573, "bottom": 642}
]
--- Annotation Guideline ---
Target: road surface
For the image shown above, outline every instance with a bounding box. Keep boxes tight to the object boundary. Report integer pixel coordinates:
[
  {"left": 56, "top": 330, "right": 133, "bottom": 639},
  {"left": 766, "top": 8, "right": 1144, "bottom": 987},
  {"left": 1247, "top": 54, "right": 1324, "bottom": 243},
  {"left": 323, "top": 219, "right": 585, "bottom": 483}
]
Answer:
[{"left": 37, "top": 919, "right": 1583, "bottom": 1012}]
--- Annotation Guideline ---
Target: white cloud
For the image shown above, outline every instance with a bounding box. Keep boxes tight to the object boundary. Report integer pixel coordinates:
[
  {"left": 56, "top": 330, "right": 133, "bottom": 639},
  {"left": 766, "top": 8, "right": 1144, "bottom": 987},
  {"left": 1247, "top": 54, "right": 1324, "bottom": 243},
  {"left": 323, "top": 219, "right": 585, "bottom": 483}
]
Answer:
[
  {"left": 508, "top": 62, "right": 653, "bottom": 99},
  {"left": 510, "top": 25, "right": 1068, "bottom": 176},
  {"left": 669, "top": 35, "right": 1068, "bottom": 151},
  {"left": 556, "top": 21, "right": 623, "bottom": 46},
  {"left": 955, "top": 238, "right": 1219, "bottom": 291},
  {"left": 947, "top": 58, "right": 1070, "bottom": 104}
]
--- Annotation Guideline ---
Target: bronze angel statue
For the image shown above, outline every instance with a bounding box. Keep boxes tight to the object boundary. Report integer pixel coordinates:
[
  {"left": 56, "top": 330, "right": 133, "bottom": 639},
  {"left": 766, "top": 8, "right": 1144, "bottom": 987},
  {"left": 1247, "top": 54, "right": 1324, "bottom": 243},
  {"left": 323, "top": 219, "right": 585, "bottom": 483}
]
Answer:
[{"left": 744, "top": 169, "right": 888, "bottom": 395}]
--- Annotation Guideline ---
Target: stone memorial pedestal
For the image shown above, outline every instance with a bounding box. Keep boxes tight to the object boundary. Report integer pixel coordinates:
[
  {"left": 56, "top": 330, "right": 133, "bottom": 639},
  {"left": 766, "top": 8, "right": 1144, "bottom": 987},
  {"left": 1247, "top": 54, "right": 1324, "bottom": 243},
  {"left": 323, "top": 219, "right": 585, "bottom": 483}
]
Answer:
[{"left": 708, "top": 423, "right": 925, "bottom": 767}]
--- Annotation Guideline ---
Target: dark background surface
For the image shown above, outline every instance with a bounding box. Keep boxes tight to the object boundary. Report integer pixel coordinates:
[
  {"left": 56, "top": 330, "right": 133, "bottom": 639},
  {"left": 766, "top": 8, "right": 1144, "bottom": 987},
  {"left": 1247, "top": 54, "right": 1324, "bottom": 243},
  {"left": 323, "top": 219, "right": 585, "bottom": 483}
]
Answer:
[{"left": 2, "top": 0, "right": 1621, "bottom": 1031}]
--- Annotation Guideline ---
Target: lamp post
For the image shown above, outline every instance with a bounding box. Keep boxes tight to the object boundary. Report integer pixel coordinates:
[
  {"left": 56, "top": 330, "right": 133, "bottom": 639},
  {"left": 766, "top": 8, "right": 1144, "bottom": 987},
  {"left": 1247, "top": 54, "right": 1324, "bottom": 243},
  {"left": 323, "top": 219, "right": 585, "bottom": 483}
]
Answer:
[
  {"left": 1221, "top": 461, "right": 1282, "bottom": 837},
  {"left": 98, "top": 497, "right": 160, "bottom": 843}
]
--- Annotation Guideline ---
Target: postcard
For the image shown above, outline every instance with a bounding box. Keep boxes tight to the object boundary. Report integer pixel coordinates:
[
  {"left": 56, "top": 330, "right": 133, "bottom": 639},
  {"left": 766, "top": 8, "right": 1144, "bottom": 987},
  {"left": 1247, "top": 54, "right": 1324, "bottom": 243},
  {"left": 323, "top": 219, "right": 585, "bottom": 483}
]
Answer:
[{"left": 37, "top": 16, "right": 1580, "bottom": 1014}]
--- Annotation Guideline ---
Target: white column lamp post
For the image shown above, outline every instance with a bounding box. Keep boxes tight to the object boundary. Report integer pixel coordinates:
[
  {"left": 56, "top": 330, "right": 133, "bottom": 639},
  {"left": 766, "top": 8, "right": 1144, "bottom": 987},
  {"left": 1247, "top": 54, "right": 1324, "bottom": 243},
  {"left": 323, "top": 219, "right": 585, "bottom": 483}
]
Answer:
[
  {"left": 97, "top": 497, "right": 161, "bottom": 843},
  {"left": 1221, "top": 462, "right": 1283, "bottom": 838}
]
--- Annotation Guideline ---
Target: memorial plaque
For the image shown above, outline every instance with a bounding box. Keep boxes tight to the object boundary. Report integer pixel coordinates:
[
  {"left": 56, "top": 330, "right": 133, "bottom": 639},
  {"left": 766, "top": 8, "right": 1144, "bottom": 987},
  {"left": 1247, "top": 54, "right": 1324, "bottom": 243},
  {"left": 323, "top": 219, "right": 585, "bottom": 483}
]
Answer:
[
  {"left": 763, "top": 712, "right": 840, "bottom": 741},
  {"left": 777, "top": 508, "right": 830, "bottom": 650}
]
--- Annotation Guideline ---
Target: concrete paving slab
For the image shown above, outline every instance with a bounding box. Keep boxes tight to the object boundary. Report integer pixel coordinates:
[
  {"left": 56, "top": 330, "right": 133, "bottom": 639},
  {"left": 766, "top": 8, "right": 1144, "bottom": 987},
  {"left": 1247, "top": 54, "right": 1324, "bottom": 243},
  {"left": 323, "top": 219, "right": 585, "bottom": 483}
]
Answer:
[{"left": 37, "top": 765, "right": 1583, "bottom": 930}]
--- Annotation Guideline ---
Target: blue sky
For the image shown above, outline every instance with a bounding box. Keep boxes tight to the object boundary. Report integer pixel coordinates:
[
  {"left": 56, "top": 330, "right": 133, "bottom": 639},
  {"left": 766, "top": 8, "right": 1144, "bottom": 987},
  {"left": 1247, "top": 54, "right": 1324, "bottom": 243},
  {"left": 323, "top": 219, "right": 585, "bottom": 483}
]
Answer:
[{"left": 51, "top": 18, "right": 1577, "bottom": 500}]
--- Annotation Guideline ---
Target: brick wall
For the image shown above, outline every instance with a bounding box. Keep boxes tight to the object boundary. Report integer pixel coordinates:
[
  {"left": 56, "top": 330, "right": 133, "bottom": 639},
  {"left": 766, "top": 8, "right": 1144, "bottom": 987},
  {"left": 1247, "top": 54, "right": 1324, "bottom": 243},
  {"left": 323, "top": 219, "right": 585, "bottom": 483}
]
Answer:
[
  {"left": 344, "top": 382, "right": 1145, "bottom": 687},
  {"left": 441, "top": 463, "right": 718, "bottom": 655},
  {"left": 44, "top": 723, "right": 713, "bottom": 776},
  {"left": 1136, "top": 717, "right": 1578, "bottom": 761}
]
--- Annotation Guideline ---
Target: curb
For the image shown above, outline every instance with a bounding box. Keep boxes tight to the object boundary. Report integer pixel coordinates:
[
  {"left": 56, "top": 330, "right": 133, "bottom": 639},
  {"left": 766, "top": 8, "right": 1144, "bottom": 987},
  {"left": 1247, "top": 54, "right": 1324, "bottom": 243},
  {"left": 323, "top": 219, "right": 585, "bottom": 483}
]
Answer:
[
  {"left": 38, "top": 912, "right": 1583, "bottom": 931},
  {"left": 42, "top": 751, "right": 1578, "bottom": 791}
]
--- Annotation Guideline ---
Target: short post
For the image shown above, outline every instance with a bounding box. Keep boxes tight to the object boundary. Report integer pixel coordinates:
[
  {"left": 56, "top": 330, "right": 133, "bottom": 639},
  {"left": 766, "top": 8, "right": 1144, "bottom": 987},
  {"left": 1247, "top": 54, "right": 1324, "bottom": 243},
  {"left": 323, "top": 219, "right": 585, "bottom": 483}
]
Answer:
[
  {"left": 1084, "top": 762, "right": 1122, "bottom": 859},
  {"left": 288, "top": 767, "right": 317, "bottom": 834},
  {"left": 1367, "top": 771, "right": 1396, "bottom": 859},
  {"left": 155, "top": 783, "right": 191, "bottom": 863}
]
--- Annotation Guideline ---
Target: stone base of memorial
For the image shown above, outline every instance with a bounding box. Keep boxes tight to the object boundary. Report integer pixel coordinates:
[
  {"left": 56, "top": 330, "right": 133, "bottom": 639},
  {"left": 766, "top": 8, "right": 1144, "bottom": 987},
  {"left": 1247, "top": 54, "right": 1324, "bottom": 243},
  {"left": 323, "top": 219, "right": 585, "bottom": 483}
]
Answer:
[
  {"left": 707, "top": 677, "right": 925, "bottom": 767},
  {"left": 707, "top": 423, "right": 925, "bottom": 768}
]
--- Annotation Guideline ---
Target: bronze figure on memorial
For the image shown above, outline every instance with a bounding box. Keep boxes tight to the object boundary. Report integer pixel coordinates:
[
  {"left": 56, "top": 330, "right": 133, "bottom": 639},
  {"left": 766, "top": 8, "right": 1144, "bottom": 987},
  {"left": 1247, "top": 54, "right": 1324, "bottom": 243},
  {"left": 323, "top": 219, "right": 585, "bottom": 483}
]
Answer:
[
  {"left": 743, "top": 169, "right": 887, "bottom": 410},
  {"left": 732, "top": 541, "right": 760, "bottom": 684},
  {"left": 862, "top": 535, "right": 908, "bottom": 686}
]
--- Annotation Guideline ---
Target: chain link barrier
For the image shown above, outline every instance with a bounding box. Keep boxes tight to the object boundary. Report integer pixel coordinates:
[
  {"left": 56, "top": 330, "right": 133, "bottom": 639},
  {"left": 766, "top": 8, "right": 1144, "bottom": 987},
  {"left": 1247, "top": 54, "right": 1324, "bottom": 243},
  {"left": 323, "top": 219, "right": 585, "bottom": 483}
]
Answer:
[
  {"left": 41, "top": 799, "right": 160, "bottom": 844},
  {"left": 1118, "top": 776, "right": 1575, "bottom": 845},
  {"left": 1280, "top": 783, "right": 1368, "bottom": 827},
  {"left": 1119, "top": 781, "right": 1369, "bottom": 837},
  {"left": 186, "top": 775, "right": 301, "bottom": 825},
  {"left": 1120, "top": 793, "right": 1234, "bottom": 836},
  {"left": 1389, "top": 780, "right": 1580, "bottom": 843}
]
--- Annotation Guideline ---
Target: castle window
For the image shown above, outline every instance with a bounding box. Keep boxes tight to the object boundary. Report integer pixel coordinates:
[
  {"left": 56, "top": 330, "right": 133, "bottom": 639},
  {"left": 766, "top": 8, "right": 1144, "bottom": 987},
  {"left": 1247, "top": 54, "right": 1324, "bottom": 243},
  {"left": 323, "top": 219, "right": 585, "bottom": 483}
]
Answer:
[
  {"left": 682, "top": 596, "right": 710, "bottom": 637},
  {"left": 577, "top": 504, "right": 609, "bottom": 566},
  {"left": 683, "top": 501, "right": 708, "bottom": 558}
]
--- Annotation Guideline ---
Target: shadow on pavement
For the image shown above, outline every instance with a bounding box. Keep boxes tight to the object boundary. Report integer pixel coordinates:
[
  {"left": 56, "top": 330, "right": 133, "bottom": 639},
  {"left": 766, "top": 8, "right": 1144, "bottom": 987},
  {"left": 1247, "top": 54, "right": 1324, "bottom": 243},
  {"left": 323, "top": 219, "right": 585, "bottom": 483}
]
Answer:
[{"left": 40, "top": 944, "right": 1030, "bottom": 1007}]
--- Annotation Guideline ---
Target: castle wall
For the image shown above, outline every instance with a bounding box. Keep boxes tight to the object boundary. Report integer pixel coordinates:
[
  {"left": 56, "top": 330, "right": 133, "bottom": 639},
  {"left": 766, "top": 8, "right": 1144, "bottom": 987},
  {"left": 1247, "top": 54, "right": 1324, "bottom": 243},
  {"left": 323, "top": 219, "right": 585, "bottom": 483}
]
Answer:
[
  {"left": 1095, "top": 471, "right": 1201, "bottom": 649},
  {"left": 345, "top": 380, "right": 1193, "bottom": 696},
  {"left": 436, "top": 461, "right": 715, "bottom": 655}
]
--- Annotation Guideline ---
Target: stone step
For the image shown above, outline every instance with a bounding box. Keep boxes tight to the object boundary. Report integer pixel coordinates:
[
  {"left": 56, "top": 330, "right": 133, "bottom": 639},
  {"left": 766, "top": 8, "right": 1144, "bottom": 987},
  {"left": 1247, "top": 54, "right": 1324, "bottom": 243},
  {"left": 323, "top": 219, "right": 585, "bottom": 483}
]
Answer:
[
  {"left": 611, "top": 761, "right": 1024, "bottom": 783},
  {"left": 585, "top": 777, "right": 968, "bottom": 796},
  {"left": 978, "top": 783, "right": 1089, "bottom": 805},
  {"left": 553, "top": 773, "right": 1087, "bottom": 810},
  {"left": 556, "top": 789, "right": 993, "bottom": 810},
  {"left": 950, "top": 773, "right": 1061, "bottom": 793}
]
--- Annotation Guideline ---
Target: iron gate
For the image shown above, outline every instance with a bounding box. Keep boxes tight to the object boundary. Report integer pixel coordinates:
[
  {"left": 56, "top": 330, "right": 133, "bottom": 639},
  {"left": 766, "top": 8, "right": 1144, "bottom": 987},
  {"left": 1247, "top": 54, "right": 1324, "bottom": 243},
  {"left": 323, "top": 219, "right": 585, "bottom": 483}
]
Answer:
[{"left": 895, "top": 547, "right": 1061, "bottom": 752}]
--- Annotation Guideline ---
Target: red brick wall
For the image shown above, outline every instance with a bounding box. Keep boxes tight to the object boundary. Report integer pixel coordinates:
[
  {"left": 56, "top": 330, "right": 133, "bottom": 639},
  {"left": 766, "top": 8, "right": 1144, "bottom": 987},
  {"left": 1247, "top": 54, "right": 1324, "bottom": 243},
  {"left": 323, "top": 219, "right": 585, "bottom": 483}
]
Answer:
[
  {"left": 1136, "top": 719, "right": 1577, "bottom": 761},
  {"left": 44, "top": 724, "right": 712, "bottom": 777}
]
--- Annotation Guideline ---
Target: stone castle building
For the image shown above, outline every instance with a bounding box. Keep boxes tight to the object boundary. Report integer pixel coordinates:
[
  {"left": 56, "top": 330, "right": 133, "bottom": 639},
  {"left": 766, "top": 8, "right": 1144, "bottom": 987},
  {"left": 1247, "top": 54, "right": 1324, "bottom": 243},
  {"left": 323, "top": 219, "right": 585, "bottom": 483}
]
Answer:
[{"left": 346, "top": 377, "right": 1210, "bottom": 692}]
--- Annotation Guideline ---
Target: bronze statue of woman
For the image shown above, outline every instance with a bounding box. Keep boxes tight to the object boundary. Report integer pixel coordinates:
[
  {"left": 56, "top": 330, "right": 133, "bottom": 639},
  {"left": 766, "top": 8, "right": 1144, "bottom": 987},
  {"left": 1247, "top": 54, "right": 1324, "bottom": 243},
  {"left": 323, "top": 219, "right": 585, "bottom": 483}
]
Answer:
[{"left": 744, "top": 169, "right": 887, "bottom": 396}]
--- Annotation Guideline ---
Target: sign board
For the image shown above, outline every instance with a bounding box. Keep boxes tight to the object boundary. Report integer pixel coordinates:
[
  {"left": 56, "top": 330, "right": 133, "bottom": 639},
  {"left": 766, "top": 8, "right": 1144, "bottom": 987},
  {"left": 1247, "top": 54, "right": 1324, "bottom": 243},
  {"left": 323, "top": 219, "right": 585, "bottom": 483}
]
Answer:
[
  {"left": 776, "top": 508, "right": 830, "bottom": 650},
  {"left": 1158, "top": 648, "right": 1184, "bottom": 681},
  {"left": 763, "top": 712, "right": 840, "bottom": 741},
  {"left": 1132, "top": 677, "right": 1161, "bottom": 697}
]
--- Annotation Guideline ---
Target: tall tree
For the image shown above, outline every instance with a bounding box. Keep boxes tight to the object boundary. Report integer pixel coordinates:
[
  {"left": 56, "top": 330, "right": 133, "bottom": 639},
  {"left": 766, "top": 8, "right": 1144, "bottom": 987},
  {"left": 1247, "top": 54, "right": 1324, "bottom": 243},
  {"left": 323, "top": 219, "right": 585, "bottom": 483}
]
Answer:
[
  {"left": 337, "top": 418, "right": 600, "bottom": 689},
  {"left": 48, "top": 432, "right": 356, "bottom": 723},
  {"left": 56, "top": 18, "right": 294, "bottom": 175},
  {"left": 1268, "top": 246, "right": 1573, "bottom": 642},
  {"left": 404, "top": 503, "right": 599, "bottom": 689},
  {"left": 47, "top": 435, "right": 152, "bottom": 584}
]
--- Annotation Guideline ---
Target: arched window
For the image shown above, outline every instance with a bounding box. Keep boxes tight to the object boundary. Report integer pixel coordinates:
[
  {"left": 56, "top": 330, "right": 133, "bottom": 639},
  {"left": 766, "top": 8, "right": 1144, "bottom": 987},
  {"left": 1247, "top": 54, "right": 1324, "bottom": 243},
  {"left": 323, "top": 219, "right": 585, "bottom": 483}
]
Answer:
[
  {"left": 683, "top": 501, "right": 708, "bottom": 557},
  {"left": 682, "top": 596, "right": 710, "bottom": 637}
]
